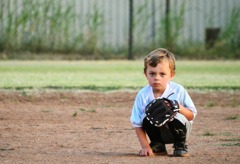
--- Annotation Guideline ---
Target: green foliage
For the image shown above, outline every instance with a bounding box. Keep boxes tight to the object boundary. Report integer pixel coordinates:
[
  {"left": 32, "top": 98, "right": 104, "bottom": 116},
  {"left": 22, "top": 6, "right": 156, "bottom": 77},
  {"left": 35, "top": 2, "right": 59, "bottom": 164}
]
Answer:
[
  {"left": 80, "top": 3, "right": 104, "bottom": 56},
  {"left": 164, "top": 0, "right": 186, "bottom": 50},
  {"left": 0, "top": 0, "right": 78, "bottom": 53},
  {"left": 0, "top": 0, "right": 105, "bottom": 56},
  {"left": 188, "top": 6, "right": 239, "bottom": 59}
]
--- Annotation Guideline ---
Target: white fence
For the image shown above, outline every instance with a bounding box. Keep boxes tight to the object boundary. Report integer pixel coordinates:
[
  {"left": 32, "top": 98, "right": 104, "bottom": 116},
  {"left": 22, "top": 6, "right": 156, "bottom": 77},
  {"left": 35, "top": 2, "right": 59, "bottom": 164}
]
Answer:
[{"left": 0, "top": 0, "right": 239, "bottom": 55}]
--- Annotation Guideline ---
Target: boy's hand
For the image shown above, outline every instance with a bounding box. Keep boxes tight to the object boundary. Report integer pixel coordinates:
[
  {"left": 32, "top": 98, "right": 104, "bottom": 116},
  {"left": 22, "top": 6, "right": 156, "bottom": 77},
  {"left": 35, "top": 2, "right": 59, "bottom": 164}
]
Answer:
[{"left": 139, "top": 147, "right": 154, "bottom": 156}]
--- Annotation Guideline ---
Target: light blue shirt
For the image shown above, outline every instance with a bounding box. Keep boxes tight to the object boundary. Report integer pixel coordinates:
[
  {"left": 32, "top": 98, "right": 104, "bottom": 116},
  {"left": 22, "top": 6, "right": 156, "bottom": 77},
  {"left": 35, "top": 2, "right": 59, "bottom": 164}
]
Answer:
[{"left": 130, "top": 81, "right": 197, "bottom": 127}]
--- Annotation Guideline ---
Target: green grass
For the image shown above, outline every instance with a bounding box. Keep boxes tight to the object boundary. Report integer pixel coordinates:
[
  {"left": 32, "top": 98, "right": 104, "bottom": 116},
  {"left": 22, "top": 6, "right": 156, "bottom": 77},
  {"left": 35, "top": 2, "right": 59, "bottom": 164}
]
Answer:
[
  {"left": 203, "top": 131, "right": 216, "bottom": 136},
  {"left": 226, "top": 114, "right": 240, "bottom": 120},
  {"left": 0, "top": 60, "right": 239, "bottom": 91},
  {"left": 221, "top": 138, "right": 240, "bottom": 147}
]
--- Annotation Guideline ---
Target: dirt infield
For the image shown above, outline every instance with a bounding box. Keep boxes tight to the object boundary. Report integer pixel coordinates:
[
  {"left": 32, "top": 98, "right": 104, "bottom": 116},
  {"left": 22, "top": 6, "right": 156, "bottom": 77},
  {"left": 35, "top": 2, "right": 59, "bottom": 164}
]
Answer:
[{"left": 0, "top": 90, "right": 240, "bottom": 163}]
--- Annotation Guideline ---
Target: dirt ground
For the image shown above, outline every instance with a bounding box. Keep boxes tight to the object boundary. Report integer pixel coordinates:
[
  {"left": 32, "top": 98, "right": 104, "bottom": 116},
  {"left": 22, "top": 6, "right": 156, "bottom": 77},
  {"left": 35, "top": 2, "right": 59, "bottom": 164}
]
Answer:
[{"left": 0, "top": 90, "right": 240, "bottom": 164}]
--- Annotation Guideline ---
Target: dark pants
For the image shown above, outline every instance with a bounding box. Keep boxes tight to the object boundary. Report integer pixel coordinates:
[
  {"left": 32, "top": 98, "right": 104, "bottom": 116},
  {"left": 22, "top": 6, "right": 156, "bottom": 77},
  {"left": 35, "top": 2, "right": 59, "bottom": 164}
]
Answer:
[{"left": 142, "top": 117, "right": 187, "bottom": 144}]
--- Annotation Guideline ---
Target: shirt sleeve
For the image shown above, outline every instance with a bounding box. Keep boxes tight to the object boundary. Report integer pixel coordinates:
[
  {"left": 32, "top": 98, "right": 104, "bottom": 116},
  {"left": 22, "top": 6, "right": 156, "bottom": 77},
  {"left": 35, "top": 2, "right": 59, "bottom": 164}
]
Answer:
[
  {"left": 179, "top": 88, "right": 197, "bottom": 119},
  {"left": 130, "top": 92, "right": 145, "bottom": 127},
  {"left": 168, "top": 82, "right": 197, "bottom": 120},
  {"left": 130, "top": 86, "right": 153, "bottom": 127}
]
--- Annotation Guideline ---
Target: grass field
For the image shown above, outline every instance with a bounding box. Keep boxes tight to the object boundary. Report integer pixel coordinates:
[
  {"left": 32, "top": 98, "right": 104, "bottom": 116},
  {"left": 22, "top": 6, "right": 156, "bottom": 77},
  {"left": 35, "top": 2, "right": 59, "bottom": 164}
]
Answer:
[{"left": 0, "top": 60, "right": 239, "bottom": 91}]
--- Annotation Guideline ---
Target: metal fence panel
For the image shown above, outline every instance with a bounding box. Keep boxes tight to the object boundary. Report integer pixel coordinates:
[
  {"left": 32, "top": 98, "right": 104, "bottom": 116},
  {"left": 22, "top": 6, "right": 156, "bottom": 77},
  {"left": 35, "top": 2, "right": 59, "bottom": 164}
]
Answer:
[{"left": 0, "top": 0, "right": 239, "bottom": 57}]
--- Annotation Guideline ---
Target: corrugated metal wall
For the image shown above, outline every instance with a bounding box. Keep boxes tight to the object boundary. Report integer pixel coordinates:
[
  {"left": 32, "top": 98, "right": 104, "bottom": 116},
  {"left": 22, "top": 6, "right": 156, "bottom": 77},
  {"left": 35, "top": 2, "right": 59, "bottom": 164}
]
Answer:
[{"left": 0, "top": 0, "right": 239, "bottom": 55}]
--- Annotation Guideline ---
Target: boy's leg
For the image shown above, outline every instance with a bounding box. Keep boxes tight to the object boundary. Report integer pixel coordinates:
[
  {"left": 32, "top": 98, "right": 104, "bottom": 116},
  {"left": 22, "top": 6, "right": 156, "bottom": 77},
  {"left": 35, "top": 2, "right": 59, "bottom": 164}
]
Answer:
[
  {"left": 145, "top": 113, "right": 191, "bottom": 144},
  {"left": 167, "top": 113, "right": 191, "bottom": 157},
  {"left": 169, "top": 113, "right": 192, "bottom": 141},
  {"left": 142, "top": 118, "right": 167, "bottom": 155},
  {"left": 142, "top": 113, "right": 192, "bottom": 156}
]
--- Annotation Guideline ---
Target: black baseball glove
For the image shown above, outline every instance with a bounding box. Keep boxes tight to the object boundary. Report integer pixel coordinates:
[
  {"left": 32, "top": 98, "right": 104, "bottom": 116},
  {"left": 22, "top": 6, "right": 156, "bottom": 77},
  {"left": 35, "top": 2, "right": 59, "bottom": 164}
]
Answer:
[{"left": 145, "top": 98, "right": 180, "bottom": 127}]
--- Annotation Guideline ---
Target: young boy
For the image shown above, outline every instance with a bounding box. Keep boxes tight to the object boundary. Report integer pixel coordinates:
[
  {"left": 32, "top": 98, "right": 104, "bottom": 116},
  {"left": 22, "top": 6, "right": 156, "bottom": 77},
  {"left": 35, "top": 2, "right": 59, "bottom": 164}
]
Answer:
[{"left": 130, "top": 48, "right": 197, "bottom": 157}]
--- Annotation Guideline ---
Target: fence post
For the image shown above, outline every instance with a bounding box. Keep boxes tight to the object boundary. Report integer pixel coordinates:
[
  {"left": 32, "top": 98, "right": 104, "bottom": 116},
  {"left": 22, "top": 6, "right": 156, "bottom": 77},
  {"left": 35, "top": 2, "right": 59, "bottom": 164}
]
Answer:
[
  {"left": 165, "top": 0, "right": 170, "bottom": 48},
  {"left": 128, "top": 0, "right": 134, "bottom": 60}
]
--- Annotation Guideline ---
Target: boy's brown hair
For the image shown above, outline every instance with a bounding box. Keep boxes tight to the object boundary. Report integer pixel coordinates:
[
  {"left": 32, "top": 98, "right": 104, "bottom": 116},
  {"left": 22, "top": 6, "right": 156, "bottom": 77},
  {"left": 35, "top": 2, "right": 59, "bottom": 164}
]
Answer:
[{"left": 144, "top": 48, "right": 176, "bottom": 75}]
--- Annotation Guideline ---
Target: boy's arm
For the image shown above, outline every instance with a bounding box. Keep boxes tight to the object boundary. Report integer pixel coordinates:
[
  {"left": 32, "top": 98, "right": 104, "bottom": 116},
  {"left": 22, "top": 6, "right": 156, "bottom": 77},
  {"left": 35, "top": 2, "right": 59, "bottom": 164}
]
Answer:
[
  {"left": 179, "top": 105, "right": 194, "bottom": 121},
  {"left": 135, "top": 127, "right": 154, "bottom": 156}
]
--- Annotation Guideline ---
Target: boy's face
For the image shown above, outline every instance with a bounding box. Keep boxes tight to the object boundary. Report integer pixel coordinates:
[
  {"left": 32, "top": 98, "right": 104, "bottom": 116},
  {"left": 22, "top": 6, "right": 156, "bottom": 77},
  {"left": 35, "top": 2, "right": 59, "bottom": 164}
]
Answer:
[{"left": 145, "top": 61, "right": 174, "bottom": 94}]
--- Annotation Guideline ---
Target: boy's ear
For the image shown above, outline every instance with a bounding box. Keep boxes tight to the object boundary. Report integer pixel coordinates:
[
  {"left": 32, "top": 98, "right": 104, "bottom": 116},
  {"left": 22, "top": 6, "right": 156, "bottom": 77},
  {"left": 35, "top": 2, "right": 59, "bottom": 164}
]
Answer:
[
  {"left": 144, "top": 72, "right": 147, "bottom": 77},
  {"left": 170, "top": 72, "right": 175, "bottom": 79}
]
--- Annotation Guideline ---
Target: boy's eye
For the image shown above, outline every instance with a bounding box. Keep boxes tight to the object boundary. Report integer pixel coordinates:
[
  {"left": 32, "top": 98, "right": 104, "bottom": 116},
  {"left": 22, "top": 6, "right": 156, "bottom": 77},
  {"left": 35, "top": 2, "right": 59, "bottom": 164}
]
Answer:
[
  {"left": 149, "top": 72, "right": 155, "bottom": 77},
  {"left": 160, "top": 73, "right": 165, "bottom": 77}
]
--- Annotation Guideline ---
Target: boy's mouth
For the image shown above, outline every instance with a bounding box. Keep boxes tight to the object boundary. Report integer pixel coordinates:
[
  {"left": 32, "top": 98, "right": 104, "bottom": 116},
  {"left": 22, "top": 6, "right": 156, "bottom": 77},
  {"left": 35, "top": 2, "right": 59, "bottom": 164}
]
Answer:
[{"left": 153, "top": 83, "right": 161, "bottom": 87}]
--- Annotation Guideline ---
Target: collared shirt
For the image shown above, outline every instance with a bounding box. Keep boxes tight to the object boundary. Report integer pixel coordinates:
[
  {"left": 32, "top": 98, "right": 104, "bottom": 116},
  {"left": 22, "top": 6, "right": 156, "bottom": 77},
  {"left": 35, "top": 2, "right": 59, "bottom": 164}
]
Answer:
[{"left": 130, "top": 81, "right": 197, "bottom": 127}]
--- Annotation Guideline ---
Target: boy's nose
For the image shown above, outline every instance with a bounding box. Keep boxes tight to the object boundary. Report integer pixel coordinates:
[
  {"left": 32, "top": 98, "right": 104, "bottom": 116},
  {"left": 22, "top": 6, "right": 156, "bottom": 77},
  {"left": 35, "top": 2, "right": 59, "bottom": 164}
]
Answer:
[{"left": 154, "top": 75, "right": 160, "bottom": 81}]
